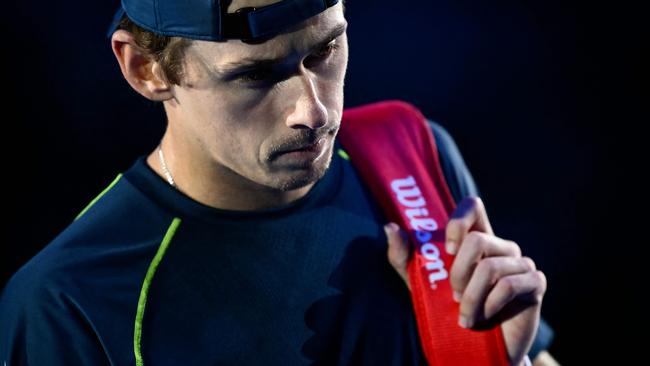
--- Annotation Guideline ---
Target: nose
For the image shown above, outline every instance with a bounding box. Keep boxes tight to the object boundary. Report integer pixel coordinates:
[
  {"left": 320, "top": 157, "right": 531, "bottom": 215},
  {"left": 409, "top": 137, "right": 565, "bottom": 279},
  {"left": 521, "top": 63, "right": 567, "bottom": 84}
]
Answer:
[{"left": 285, "top": 70, "right": 328, "bottom": 130}]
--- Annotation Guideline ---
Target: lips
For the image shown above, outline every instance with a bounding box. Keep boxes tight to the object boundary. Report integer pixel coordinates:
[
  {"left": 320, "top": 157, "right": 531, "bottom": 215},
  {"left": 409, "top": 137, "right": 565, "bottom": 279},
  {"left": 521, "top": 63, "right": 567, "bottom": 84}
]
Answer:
[
  {"left": 281, "top": 137, "right": 326, "bottom": 153},
  {"left": 274, "top": 136, "right": 327, "bottom": 162}
]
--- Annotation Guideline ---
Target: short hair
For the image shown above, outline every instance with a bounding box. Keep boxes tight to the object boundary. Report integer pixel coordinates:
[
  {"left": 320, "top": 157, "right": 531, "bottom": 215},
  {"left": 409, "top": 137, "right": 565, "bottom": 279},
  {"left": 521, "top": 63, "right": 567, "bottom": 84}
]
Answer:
[{"left": 116, "top": 14, "right": 192, "bottom": 86}]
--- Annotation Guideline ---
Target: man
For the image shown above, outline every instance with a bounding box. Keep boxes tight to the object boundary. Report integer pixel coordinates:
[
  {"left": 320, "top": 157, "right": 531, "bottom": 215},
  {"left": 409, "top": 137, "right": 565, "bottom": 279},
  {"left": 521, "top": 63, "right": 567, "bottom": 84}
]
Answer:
[{"left": 0, "top": 0, "right": 557, "bottom": 364}]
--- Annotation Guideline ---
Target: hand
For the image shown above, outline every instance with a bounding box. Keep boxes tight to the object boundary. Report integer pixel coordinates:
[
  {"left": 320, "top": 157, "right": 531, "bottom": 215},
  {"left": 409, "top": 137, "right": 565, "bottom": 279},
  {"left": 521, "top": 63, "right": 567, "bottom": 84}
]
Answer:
[{"left": 384, "top": 196, "right": 547, "bottom": 366}]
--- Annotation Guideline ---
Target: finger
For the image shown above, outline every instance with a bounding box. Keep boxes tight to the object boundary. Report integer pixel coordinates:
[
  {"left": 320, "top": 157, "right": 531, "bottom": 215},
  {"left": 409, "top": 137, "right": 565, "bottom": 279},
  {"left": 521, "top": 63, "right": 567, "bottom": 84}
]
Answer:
[
  {"left": 384, "top": 222, "right": 411, "bottom": 291},
  {"left": 445, "top": 196, "right": 494, "bottom": 255},
  {"left": 473, "top": 270, "right": 547, "bottom": 328},
  {"left": 458, "top": 256, "right": 536, "bottom": 328},
  {"left": 450, "top": 232, "right": 521, "bottom": 295}
]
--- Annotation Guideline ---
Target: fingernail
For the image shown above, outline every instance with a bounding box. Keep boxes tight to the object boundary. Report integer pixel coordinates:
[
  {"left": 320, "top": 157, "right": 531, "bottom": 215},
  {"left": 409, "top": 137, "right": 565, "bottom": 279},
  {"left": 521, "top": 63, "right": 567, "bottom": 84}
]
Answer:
[
  {"left": 453, "top": 291, "right": 462, "bottom": 303},
  {"left": 446, "top": 240, "right": 456, "bottom": 255},
  {"left": 458, "top": 315, "right": 470, "bottom": 329},
  {"left": 384, "top": 223, "right": 397, "bottom": 234}
]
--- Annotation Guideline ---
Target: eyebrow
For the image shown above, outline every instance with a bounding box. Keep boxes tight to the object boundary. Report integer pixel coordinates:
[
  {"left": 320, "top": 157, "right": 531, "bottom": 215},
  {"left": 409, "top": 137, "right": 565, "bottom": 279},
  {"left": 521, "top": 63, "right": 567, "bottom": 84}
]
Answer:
[{"left": 217, "top": 22, "right": 348, "bottom": 75}]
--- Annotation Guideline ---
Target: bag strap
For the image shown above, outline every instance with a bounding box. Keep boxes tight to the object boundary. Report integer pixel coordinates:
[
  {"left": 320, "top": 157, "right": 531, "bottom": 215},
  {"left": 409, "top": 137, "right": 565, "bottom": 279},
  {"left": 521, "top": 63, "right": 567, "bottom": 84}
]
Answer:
[{"left": 338, "top": 100, "right": 509, "bottom": 365}]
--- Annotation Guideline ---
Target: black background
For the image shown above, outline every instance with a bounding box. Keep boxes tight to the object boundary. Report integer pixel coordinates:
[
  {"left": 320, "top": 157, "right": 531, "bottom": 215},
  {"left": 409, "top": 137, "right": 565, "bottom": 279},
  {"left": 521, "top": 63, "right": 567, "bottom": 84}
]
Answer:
[{"left": 2, "top": 0, "right": 645, "bottom": 363}]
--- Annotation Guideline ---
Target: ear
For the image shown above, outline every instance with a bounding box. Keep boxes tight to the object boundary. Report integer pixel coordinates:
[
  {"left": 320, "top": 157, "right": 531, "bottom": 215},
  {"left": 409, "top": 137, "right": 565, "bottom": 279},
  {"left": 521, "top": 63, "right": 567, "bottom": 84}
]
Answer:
[{"left": 111, "top": 29, "right": 174, "bottom": 102}]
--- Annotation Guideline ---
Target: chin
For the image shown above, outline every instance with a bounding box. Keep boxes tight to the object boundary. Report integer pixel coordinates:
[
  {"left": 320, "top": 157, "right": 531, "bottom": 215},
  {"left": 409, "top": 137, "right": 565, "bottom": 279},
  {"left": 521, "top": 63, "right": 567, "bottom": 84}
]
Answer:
[{"left": 271, "top": 147, "right": 333, "bottom": 192}]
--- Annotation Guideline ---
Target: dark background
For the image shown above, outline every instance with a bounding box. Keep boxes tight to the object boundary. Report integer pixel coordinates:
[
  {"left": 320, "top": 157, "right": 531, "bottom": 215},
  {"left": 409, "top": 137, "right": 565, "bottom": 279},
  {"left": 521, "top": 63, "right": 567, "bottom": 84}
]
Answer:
[{"left": 2, "top": 0, "right": 644, "bottom": 363}]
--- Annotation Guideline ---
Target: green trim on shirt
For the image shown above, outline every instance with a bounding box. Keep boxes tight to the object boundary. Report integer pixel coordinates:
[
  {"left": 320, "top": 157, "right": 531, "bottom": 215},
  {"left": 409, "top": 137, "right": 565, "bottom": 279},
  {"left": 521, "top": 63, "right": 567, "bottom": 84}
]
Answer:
[
  {"left": 134, "top": 217, "right": 182, "bottom": 366},
  {"left": 74, "top": 174, "right": 123, "bottom": 221},
  {"left": 337, "top": 148, "right": 350, "bottom": 161}
]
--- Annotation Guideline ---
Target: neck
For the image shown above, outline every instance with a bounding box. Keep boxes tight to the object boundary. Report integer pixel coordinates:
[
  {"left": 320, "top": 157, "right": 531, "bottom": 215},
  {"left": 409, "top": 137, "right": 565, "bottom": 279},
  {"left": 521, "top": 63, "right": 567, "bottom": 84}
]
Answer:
[{"left": 146, "top": 134, "right": 318, "bottom": 212}]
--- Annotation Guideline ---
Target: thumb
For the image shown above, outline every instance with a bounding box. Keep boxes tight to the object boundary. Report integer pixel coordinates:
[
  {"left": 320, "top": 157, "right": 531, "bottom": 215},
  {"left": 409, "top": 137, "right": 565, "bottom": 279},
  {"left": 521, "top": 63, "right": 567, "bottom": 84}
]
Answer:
[{"left": 384, "top": 222, "right": 412, "bottom": 291}]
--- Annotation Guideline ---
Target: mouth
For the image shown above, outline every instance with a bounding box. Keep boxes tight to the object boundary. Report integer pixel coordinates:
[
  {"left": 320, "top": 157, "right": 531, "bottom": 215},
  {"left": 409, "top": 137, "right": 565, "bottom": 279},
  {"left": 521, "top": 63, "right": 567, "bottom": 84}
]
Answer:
[
  {"left": 275, "top": 136, "right": 327, "bottom": 162},
  {"left": 283, "top": 136, "right": 326, "bottom": 153}
]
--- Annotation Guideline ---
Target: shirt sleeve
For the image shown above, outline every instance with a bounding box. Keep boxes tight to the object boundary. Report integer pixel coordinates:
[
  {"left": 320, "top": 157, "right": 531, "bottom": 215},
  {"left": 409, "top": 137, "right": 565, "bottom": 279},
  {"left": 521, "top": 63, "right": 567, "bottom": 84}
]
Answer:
[
  {"left": 0, "top": 266, "right": 110, "bottom": 365},
  {"left": 427, "top": 118, "right": 555, "bottom": 360},
  {"left": 426, "top": 119, "right": 481, "bottom": 202}
]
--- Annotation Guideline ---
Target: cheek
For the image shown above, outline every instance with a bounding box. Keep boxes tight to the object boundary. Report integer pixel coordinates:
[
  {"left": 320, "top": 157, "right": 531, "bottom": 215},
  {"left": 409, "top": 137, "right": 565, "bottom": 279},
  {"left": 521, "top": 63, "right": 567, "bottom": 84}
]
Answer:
[
  {"left": 322, "top": 44, "right": 349, "bottom": 94},
  {"left": 182, "top": 87, "right": 252, "bottom": 133},
  {"left": 209, "top": 105, "right": 273, "bottom": 165},
  {"left": 331, "top": 37, "right": 349, "bottom": 77},
  {"left": 317, "top": 52, "right": 348, "bottom": 112},
  {"left": 172, "top": 78, "right": 278, "bottom": 169},
  {"left": 174, "top": 91, "right": 244, "bottom": 152}
]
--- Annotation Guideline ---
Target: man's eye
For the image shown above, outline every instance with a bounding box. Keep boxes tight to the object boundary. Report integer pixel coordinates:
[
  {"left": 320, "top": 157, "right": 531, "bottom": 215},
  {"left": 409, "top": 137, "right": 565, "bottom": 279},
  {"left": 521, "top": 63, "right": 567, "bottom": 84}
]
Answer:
[
  {"left": 235, "top": 42, "right": 340, "bottom": 85},
  {"left": 302, "top": 42, "right": 340, "bottom": 69},
  {"left": 313, "top": 42, "right": 340, "bottom": 59}
]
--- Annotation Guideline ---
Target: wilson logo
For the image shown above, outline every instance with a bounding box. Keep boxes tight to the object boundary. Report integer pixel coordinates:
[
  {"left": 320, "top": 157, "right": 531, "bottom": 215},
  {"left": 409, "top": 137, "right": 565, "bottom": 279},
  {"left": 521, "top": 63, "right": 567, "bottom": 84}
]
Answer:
[{"left": 390, "top": 175, "right": 448, "bottom": 289}]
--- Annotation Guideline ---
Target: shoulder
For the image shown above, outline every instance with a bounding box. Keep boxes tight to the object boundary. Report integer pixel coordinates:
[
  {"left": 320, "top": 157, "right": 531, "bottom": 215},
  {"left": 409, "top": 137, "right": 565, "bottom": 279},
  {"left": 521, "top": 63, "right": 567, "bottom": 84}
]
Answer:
[
  {"left": 425, "top": 118, "right": 481, "bottom": 202},
  {"left": 1, "top": 250, "right": 67, "bottom": 320},
  {"left": 0, "top": 243, "right": 80, "bottom": 359},
  {"left": 1, "top": 168, "right": 173, "bottom": 327},
  {"left": 0, "top": 170, "right": 166, "bottom": 363},
  {"left": 426, "top": 119, "right": 456, "bottom": 152},
  {"left": 0, "top": 249, "right": 115, "bottom": 364}
]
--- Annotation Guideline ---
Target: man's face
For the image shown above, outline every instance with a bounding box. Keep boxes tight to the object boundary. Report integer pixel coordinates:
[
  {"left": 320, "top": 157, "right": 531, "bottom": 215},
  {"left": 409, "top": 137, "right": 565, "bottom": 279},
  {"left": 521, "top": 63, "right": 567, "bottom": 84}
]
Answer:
[{"left": 165, "top": 0, "right": 348, "bottom": 193}]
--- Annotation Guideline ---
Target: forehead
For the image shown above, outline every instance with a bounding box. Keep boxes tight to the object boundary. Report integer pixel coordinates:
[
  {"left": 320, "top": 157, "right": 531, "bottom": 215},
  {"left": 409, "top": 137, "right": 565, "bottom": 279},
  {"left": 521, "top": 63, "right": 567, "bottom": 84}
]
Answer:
[{"left": 189, "top": 1, "right": 346, "bottom": 70}]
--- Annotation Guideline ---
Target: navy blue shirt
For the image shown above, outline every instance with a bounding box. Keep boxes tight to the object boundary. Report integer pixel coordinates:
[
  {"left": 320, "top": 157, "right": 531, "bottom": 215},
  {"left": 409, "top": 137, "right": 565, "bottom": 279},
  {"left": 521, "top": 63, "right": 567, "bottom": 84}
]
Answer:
[{"left": 1, "top": 118, "right": 553, "bottom": 365}]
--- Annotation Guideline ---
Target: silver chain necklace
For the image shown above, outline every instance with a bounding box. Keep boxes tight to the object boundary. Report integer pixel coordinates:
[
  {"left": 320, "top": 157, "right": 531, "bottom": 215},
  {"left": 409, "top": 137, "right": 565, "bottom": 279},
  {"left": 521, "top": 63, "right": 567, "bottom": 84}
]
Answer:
[{"left": 157, "top": 144, "right": 177, "bottom": 188}]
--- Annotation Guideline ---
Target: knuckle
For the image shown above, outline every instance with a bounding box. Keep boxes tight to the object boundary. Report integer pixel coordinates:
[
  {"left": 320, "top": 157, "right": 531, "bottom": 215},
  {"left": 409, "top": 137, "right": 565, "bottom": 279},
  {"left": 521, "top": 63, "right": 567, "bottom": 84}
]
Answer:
[
  {"left": 477, "top": 258, "right": 500, "bottom": 281},
  {"left": 465, "top": 231, "right": 484, "bottom": 248},
  {"left": 504, "top": 239, "right": 522, "bottom": 257},
  {"left": 498, "top": 276, "right": 518, "bottom": 295},
  {"left": 450, "top": 218, "right": 470, "bottom": 234},
  {"left": 521, "top": 256, "right": 537, "bottom": 271}
]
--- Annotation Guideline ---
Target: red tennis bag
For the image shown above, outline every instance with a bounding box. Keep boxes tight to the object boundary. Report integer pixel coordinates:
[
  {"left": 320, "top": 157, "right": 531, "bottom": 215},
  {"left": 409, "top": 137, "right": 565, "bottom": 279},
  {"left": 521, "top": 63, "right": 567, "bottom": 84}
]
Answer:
[{"left": 337, "top": 100, "right": 510, "bottom": 365}]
